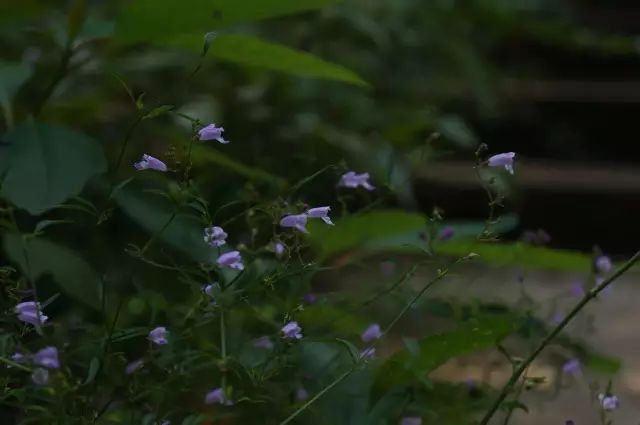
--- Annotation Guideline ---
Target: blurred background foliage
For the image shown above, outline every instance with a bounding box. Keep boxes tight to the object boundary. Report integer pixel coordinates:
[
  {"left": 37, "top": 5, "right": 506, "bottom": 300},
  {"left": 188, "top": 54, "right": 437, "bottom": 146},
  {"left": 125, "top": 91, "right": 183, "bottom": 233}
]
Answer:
[{"left": 1, "top": 0, "right": 638, "bottom": 423}]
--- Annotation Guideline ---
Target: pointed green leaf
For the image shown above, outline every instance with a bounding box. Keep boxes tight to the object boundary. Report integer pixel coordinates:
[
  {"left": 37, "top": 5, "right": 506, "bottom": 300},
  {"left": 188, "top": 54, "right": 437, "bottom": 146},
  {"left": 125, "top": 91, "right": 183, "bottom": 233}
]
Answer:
[
  {"left": 172, "top": 34, "right": 367, "bottom": 86},
  {"left": 2, "top": 232, "right": 101, "bottom": 309},
  {"left": 0, "top": 120, "right": 106, "bottom": 214},
  {"left": 437, "top": 241, "right": 593, "bottom": 271},
  {"left": 376, "top": 316, "right": 518, "bottom": 388},
  {"left": 116, "top": 0, "right": 342, "bottom": 43}
]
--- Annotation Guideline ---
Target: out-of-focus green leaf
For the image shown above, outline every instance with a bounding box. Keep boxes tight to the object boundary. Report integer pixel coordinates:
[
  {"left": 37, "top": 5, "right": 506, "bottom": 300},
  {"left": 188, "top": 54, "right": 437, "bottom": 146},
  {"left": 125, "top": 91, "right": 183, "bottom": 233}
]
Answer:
[
  {"left": 66, "top": 0, "right": 87, "bottom": 41},
  {"left": 191, "top": 144, "right": 286, "bottom": 186},
  {"left": 437, "top": 241, "right": 592, "bottom": 271},
  {"left": 2, "top": 232, "right": 101, "bottom": 309},
  {"left": 307, "top": 210, "right": 427, "bottom": 260},
  {"left": 437, "top": 114, "right": 478, "bottom": 149},
  {"left": 584, "top": 352, "right": 622, "bottom": 375},
  {"left": 306, "top": 211, "right": 518, "bottom": 260},
  {"left": 115, "top": 0, "right": 342, "bottom": 43},
  {"left": 0, "top": 120, "right": 106, "bottom": 214},
  {"left": 376, "top": 316, "right": 518, "bottom": 388},
  {"left": 172, "top": 34, "right": 367, "bottom": 86},
  {"left": 114, "top": 182, "right": 214, "bottom": 263},
  {"left": 0, "top": 61, "right": 33, "bottom": 125},
  {"left": 82, "top": 357, "right": 100, "bottom": 385}
]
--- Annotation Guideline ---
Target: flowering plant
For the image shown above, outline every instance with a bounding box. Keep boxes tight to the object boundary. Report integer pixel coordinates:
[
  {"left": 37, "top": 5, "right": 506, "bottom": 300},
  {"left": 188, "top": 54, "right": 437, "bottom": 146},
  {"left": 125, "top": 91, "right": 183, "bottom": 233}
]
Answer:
[{"left": 0, "top": 2, "right": 637, "bottom": 425}]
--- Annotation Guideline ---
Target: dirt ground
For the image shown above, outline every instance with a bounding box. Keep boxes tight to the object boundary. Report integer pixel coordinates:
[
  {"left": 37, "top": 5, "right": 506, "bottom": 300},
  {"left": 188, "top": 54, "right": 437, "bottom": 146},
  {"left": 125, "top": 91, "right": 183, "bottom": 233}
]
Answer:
[
  {"left": 424, "top": 264, "right": 640, "bottom": 424},
  {"left": 335, "top": 260, "right": 640, "bottom": 424}
]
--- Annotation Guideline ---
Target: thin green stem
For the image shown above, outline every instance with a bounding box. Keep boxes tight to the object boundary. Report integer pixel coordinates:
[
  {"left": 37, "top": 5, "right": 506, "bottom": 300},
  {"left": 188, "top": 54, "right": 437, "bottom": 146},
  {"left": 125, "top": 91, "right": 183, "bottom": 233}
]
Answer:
[
  {"left": 220, "top": 310, "right": 228, "bottom": 392},
  {"left": 34, "top": 42, "right": 73, "bottom": 115},
  {"left": 0, "top": 356, "right": 31, "bottom": 371},
  {"left": 111, "top": 116, "right": 143, "bottom": 179},
  {"left": 479, "top": 250, "right": 640, "bottom": 425},
  {"left": 279, "top": 367, "right": 354, "bottom": 425},
  {"left": 278, "top": 257, "right": 461, "bottom": 425},
  {"left": 140, "top": 210, "right": 177, "bottom": 255}
]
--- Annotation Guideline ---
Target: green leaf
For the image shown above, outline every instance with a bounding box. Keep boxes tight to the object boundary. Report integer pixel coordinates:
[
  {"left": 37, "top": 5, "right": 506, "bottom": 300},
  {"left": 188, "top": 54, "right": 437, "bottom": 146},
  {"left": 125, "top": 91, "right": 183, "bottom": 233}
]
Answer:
[
  {"left": 307, "top": 210, "right": 427, "bottom": 260},
  {"left": 82, "top": 357, "right": 100, "bottom": 385},
  {"left": 376, "top": 316, "right": 518, "bottom": 388},
  {"left": 115, "top": 0, "right": 342, "bottom": 43},
  {"left": 142, "top": 104, "right": 174, "bottom": 120},
  {"left": 113, "top": 182, "right": 213, "bottom": 263},
  {"left": 66, "top": 0, "right": 87, "bottom": 41},
  {"left": 306, "top": 210, "right": 519, "bottom": 260},
  {"left": 437, "top": 241, "right": 592, "bottom": 271},
  {"left": 172, "top": 34, "right": 367, "bottom": 86},
  {"left": 0, "top": 61, "right": 33, "bottom": 126},
  {"left": 0, "top": 120, "right": 107, "bottom": 214},
  {"left": 191, "top": 144, "right": 286, "bottom": 186},
  {"left": 2, "top": 232, "right": 101, "bottom": 309}
]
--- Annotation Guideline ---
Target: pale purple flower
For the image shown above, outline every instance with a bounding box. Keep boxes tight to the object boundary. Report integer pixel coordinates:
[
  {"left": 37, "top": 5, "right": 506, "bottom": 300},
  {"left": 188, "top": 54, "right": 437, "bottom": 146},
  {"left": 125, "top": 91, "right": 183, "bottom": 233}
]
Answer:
[
  {"left": 254, "top": 336, "right": 274, "bottom": 350},
  {"left": 361, "top": 324, "right": 382, "bottom": 343},
  {"left": 203, "top": 283, "right": 216, "bottom": 296},
  {"left": 31, "top": 368, "right": 49, "bottom": 386},
  {"left": 204, "top": 226, "right": 227, "bottom": 247},
  {"left": 306, "top": 206, "right": 333, "bottom": 225},
  {"left": 303, "top": 293, "right": 317, "bottom": 305},
  {"left": 205, "top": 387, "right": 232, "bottom": 405},
  {"left": 148, "top": 326, "right": 169, "bottom": 346},
  {"left": 487, "top": 152, "right": 516, "bottom": 174},
  {"left": 11, "top": 352, "right": 28, "bottom": 364},
  {"left": 400, "top": 417, "right": 422, "bottom": 425},
  {"left": 279, "top": 214, "right": 308, "bottom": 233},
  {"left": 274, "top": 242, "right": 285, "bottom": 257},
  {"left": 339, "top": 171, "right": 375, "bottom": 191},
  {"left": 15, "top": 301, "right": 48, "bottom": 326},
  {"left": 216, "top": 251, "right": 244, "bottom": 270},
  {"left": 281, "top": 321, "right": 302, "bottom": 339},
  {"left": 360, "top": 347, "right": 376, "bottom": 359},
  {"left": 599, "top": 393, "right": 620, "bottom": 411},
  {"left": 134, "top": 154, "right": 167, "bottom": 172},
  {"left": 570, "top": 281, "right": 585, "bottom": 297},
  {"left": 295, "top": 387, "right": 309, "bottom": 401},
  {"left": 125, "top": 358, "right": 145, "bottom": 375},
  {"left": 439, "top": 226, "right": 455, "bottom": 241},
  {"left": 595, "top": 256, "right": 612, "bottom": 274},
  {"left": 198, "top": 124, "right": 229, "bottom": 144},
  {"left": 33, "top": 346, "right": 59, "bottom": 369},
  {"left": 562, "top": 359, "right": 581, "bottom": 376}
]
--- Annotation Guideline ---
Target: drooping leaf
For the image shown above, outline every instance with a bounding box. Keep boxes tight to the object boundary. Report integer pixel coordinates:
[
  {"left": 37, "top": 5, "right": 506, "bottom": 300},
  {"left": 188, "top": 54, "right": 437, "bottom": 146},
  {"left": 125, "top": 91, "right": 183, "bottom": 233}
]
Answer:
[
  {"left": 0, "top": 120, "right": 107, "bottom": 214},
  {"left": 171, "top": 34, "right": 367, "bottom": 86},
  {"left": 306, "top": 210, "right": 427, "bottom": 260},
  {"left": 191, "top": 144, "right": 286, "bottom": 186},
  {"left": 115, "top": 0, "right": 342, "bottom": 44},
  {"left": 376, "top": 316, "right": 518, "bottom": 388},
  {"left": 113, "top": 182, "right": 214, "bottom": 263},
  {"left": 306, "top": 210, "right": 518, "bottom": 261},
  {"left": 437, "top": 240, "right": 593, "bottom": 271},
  {"left": 2, "top": 232, "right": 101, "bottom": 309},
  {"left": 0, "top": 61, "right": 33, "bottom": 125}
]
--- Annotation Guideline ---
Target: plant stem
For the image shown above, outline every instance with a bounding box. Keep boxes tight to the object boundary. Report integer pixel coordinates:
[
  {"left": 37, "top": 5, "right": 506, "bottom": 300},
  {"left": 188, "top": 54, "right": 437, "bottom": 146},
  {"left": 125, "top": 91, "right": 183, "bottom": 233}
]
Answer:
[
  {"left": 478, "top": 250, "right": 640, "bottom": 425},
  {"left": 34, "top": 42, "right": 73, "bottom": 115},
  {"left": 140, "top": 210, "right": 177, "bottom": 255},
  {"left": 0, "top": 356, "right": 31, "bottom": 371},
  {"left": 111, "top": 116, "right": 142, "bottom": 179},
  {"left": 278, "top": 258, "right": 461, "bottom": 425},
  {"left": 220, "top": 309, "right": 228, "bottom": 392},
  {"left": 279, "top": 367, "right": 354, "bottom": 425}
]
